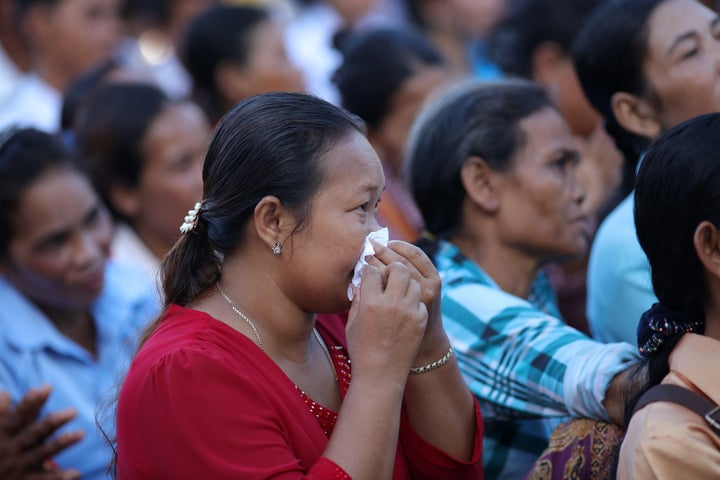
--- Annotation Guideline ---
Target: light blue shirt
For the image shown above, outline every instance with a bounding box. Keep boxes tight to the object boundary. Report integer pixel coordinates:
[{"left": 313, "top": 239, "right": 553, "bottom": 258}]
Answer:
[
  {"left": 587, "top": 192, "right": 657, "bottom": 345},
  {"left": 0, "top": 261, "right": 159, "bottom": 479}
]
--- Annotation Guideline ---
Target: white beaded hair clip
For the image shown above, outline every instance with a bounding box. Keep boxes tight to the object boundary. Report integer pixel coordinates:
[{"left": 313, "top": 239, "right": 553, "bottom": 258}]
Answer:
[{"left": 179, "top": 201, "right": 203, "bottom": 234}]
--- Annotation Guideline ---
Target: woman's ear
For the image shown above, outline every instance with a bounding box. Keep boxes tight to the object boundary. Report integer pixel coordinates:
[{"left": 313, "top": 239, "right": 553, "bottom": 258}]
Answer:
[
  {"left": 253, "top": 196, "right": 295, "bottom": 253},
  {"left": 611, "top": 91, "right": 662, "bottom": 139},
  {"left": 460, "top": 156, "right": 500, "bottom": 213},
  {"left": 694, "top": 221, "right": 720, "bottom": 279}
]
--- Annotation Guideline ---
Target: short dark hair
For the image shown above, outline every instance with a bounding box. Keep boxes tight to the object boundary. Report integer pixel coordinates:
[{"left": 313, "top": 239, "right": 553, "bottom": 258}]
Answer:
[
  {"left": 0, "top": 127, "right": 75, "bottom": 255},
  {"left": 73, "top": 82, "right": 170, "bottom": 223},
  {"left": 406, "top": 78, "right": 554, "bottom": 239},
  {"left": 572, "top": 0, "right": 663, "bottom": 169},
  {"left": 179, "top": 4, "right": 269, "bottom": 122},
  {"left": 488, "top": 0, "right": 604, "bottom": 78},
  {"left": 14, "top": 0, "right": 57, "bottom": 16}
]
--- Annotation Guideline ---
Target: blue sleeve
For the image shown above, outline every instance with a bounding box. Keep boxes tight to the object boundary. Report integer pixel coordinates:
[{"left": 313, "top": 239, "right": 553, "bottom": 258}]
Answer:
[
  {"left": 442, "top": 281, "right": 638, "bottom": 421},
  {"left": 587, "top": 196, "right": 657, "bottom": 346}
]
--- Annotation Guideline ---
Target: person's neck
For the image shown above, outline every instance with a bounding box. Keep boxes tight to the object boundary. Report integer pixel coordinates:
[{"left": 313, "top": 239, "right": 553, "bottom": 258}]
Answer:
[
  {"left": 35, "top": 58, "right": 74, "bottom": 92},
  {"left": 214, "top": 248, "right": 317, "bottom": 361},
  {"left": 450, "top": 228, "right": 540, "bottom": 299},
  {"left": 203, "top": 245, "right": 339, "bottom": 409},
  {"left": 40, "top": 305, "right": 97, "bottom": 356},
  {"left": 702, "top": 293, "right": 720, "bottom": 341}
]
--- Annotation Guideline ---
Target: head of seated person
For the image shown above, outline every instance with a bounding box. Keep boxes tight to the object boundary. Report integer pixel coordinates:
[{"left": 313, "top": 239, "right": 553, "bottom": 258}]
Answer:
[
  {"left": 488, "top": 0, "right": 624, "bottom": 217},
  {"left": 0, "top": 127, "right": 112, "bottom": 347},
  {"left": 15, "top": 0, "right": 120, "bottom": 92},
  {"left": 406, "top": 78, "right": 588, "bottom": 299},
  {"left": 179, "top": 3, "right": 305, "bottom": 124},
  {"left": 73, "top": 82, "right": 210, "bottom": 271},
  {"left": 572, "top": 0, "right": 720, "bottom": 184}
]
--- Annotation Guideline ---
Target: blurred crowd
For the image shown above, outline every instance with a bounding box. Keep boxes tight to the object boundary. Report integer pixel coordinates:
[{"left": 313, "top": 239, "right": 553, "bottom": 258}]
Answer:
[{"left": 1, "top": 0, "right": 720, "bottom": 478}]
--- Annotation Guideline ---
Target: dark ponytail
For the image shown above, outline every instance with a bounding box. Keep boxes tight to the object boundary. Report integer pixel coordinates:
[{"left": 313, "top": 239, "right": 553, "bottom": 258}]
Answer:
[{"left": 626, "top": 113, "right": 720, "bottom": 421}]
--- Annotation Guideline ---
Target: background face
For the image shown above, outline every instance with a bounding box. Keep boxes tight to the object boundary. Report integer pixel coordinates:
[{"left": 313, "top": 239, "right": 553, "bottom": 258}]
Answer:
[
  {"left": 374, "top": 66, "right": 449, "bottom": 175},
  {"left": 277, "top": 132, "right": 384, "bottom": 314},
  {"left": 643, "top": 0, "right": 720, "bottom": 129},
  {"left": 135, "top": 102, "right": 209, "bottom": 246},
  {"left": 3, "top": 169, "right": 112, "bottom": 309},
  {"left": 238, "top": 20, "right": 305, "bottom": 97},
  {"left": 41, "top": 0, "right": 120, "bottom": 79},
  {"left": 449, "top": 0, "right": 508, "bottom": 37},
  {"left": 495, "top": 107, "right": 590, "bottom": 263}
]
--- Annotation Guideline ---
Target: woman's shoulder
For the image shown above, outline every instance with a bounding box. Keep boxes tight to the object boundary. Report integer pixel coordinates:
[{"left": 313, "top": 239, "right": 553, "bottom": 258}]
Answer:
[
  {"left": 122, "top": 306, "right": 283, "bottom": 401},
  {"left": 618, "top": 372, "right": 720, "bottom": 479},
  {"left": 136, "top": 305, "right": 254, "bottom": 364}
]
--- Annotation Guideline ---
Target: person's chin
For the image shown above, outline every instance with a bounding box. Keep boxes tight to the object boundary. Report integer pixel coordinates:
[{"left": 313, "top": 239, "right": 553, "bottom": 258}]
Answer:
[{"left": 78, "top": 271, "right": 106, "bottom": 297}]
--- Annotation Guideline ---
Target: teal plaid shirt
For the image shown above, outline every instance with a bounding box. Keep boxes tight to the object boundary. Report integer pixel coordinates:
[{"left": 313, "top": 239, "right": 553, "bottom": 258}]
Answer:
[{"left": 434, "top": 241, "right": 638, "bottom": 479}]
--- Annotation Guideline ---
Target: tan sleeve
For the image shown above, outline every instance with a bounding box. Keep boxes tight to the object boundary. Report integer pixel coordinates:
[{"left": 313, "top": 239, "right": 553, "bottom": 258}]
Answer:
[{"left": 619, "top": 402, "right": 720, "bottom": 479}]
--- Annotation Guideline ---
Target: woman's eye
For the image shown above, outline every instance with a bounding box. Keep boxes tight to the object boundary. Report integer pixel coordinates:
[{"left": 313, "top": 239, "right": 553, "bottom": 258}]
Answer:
[
  {"left": 553, "top": 152, "right": 578, "bottom": 170},
  {"left": 38, "top": 233, "right": 67, "bottom": 253},
  {"left": 681, "top": 47, "right": 699, "bottom": 60},
  {"left": 84, "top": 208, "right": 99, "bottom": 226}
]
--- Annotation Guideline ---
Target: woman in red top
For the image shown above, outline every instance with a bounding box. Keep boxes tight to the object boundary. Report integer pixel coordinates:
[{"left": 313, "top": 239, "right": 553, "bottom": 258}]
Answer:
[{"left": 115, "top": 92, "right": 483, "bottom": 479}]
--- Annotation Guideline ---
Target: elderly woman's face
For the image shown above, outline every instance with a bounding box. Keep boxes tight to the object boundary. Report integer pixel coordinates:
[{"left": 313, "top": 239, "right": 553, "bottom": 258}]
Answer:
[
  {"left": 494, "top": 107, "right": 590, "bottom": 263},
  {"left": 643, "top": 0, "right": 720, "bottom": 129}
]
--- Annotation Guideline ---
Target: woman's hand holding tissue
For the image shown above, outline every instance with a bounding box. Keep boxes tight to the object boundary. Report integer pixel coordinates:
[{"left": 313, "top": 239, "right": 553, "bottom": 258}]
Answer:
[
  {"left": 345, "top": 231, "right": 428, "bottom": 382},
  {"left": 364, "top": 240, "right": 449, "bottom": 368}
]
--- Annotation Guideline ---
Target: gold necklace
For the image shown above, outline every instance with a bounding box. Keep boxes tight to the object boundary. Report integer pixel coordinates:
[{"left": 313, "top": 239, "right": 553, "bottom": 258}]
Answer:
[{"left": 216, "top": 282, "right": 337, "bottom": 381}]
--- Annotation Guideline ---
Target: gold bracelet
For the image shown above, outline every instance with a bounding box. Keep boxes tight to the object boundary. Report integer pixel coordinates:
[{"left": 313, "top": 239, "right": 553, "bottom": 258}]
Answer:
[{"left": 409, "top": 346, "right": 454, "bottom": 375}]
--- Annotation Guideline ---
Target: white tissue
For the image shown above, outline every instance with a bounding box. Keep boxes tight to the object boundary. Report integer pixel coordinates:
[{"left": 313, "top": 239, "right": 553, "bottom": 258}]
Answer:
[{"left": 347, "top": 227, "right": 389, "bottom": 301}]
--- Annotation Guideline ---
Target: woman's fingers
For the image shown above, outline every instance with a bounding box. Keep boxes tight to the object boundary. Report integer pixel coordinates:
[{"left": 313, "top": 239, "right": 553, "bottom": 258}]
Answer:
[
  {"left": 371, "top": 240, "right": 434, "bottom": 277},
  {"left": 2, "top": 386, "right": 52, "bottom": 436},
  {"left": 19, "top": 428, "right": 84, "bottom": 470},
  {"left": 15, "top": 408, "right": 77, "bottom": 451},
  {"left": 369, "top": 240, "right": 441, "bottom": 306}
]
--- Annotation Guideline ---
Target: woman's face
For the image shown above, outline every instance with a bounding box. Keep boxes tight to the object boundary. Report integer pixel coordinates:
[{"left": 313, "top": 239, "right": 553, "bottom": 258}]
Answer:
[
  {"left": 42, "top": 0, "right": 120, "bottom": 79},
  {"left": 135, "top": 102, "right": 210, "bottom": 250},
  {"left": 495, "top": 107, "right": 590, "bottom": 263},
  {"left": 374, "top": 65, "right": 449, "bottom": 175},
  {"left": 643, "top": 0, "right": 720, "bottom": 129},
  {"left": 278, "top": 131, "right": 384, "bottom": 314},
  {"left": 448, "top": 0, "right": 507, "bottom": 37},
  {"left": 2, "top": 168, "right": 112, "bottom": 309},
  {"left": 236, "top": 20, "right": 305, "bottom": 98}
]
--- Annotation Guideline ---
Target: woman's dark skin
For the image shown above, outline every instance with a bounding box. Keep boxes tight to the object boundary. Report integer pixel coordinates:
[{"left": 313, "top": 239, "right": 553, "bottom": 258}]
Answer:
[{"left": 0, "top": 387, "right": 82, "bottom": 480}]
